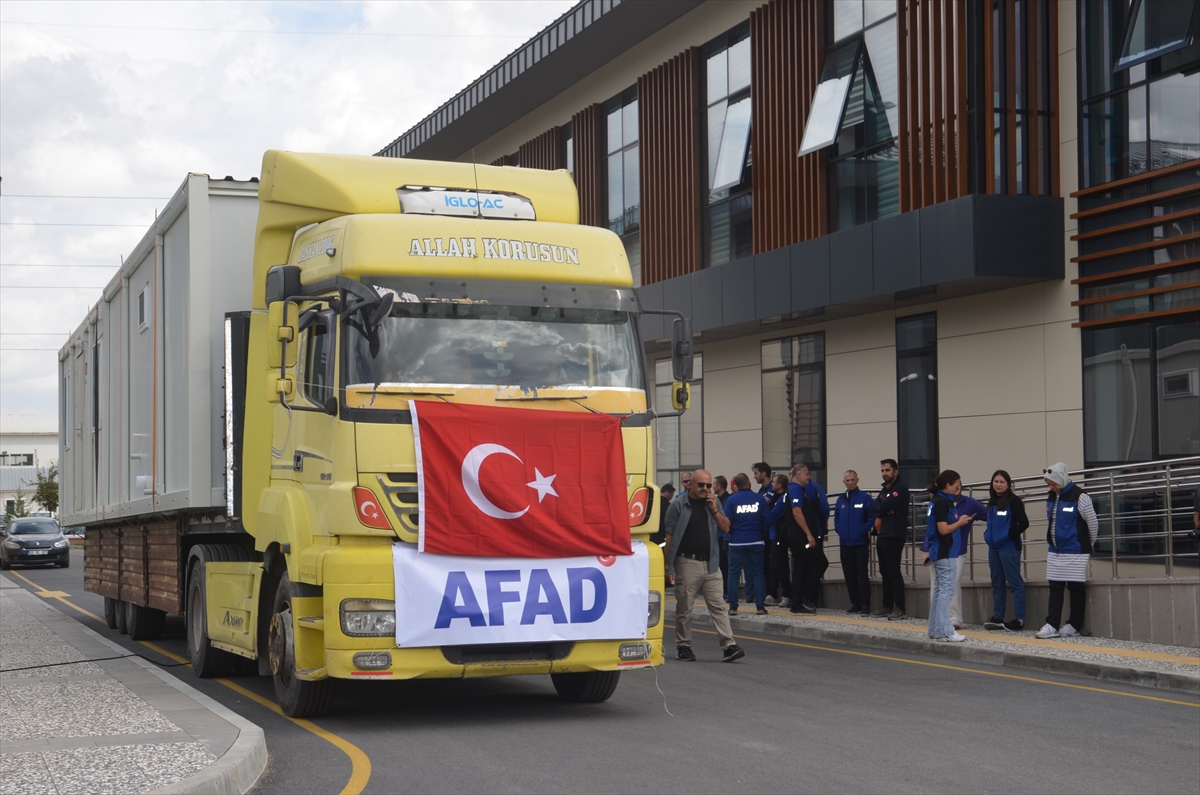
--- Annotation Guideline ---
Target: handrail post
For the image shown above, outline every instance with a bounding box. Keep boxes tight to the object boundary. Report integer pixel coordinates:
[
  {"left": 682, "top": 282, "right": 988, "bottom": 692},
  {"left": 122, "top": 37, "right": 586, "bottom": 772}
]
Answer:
[
  {"left": 1109, "top": 471, "right": 1118, "bottom": 579},
  {"left": 1165, "top": 465, "right": 1173, "bottom": 578}
]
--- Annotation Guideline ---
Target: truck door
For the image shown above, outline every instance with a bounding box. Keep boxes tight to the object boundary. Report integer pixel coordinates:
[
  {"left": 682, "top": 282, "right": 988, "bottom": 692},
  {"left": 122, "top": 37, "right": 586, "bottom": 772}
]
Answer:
[{"left": 289, "top": 307, "right": 338, "bottom": 489}]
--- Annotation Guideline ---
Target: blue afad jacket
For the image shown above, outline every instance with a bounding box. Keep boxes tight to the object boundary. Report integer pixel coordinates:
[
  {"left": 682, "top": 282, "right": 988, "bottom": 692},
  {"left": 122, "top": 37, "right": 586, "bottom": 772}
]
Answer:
[
  {"left": 834, "top": 489, "right": 873, "bottom": 547},
  {"left": 1046, "top": 482, "right": 1092, "bottom": 555},
  {"left": 723, "top": 490, "right": 769, "bottom": 546},
  {"left": 923, "top": 492, "right": 961, "bottom": 562},
  {"left": 983, "top": 495, "right": 1029, "bottom": 552}
]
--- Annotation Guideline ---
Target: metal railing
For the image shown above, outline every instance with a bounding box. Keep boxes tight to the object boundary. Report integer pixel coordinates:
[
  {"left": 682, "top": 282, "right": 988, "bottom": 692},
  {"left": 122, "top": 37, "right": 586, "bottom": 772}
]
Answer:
[{"left": 821, "top": 457, "right": 1200, "bottom": 585}]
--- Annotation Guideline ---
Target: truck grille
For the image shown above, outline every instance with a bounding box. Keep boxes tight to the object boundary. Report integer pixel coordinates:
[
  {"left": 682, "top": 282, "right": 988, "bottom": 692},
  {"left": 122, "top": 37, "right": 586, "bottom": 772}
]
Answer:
[{"left": 440, "top": 642, "right": 574, "bottom": 665}]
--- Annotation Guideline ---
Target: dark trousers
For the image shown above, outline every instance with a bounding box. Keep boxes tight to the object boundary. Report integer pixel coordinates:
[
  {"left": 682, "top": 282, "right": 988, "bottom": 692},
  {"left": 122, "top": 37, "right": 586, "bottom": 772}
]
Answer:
[
  {"left": 840, "top": 544, "right": 871, "bottom": 609},
  {"left": 788, "top": 535, "right": 828, "bottom": 607},
  {"left": 766, "top": 537, "right": 791, "bottom": 600},
  {"left": 877, "top": 536, "right": 906, "bottom": 611},
  {"left": 718, "top": 538, "right": 730, "bottom": 599},
  {"left": 1047, "top": 580, "right": 1086, "bottom": 631}
]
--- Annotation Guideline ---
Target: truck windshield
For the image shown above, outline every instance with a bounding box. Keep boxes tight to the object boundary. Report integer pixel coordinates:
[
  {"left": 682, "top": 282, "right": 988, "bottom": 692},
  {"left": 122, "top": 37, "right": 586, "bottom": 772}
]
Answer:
[{"left": 347, "top": 303, "right": 644, "bottom": 391}]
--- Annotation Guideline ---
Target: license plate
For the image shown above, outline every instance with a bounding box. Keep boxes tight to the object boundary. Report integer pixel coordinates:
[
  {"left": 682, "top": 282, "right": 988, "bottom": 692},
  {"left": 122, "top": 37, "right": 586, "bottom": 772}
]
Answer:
[{"left": 27, "top": 550, "right": 48, "bottom": 556}]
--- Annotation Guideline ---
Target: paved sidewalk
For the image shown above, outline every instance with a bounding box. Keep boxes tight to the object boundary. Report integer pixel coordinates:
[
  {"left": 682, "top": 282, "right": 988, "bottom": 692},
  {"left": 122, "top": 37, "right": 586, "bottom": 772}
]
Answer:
[
  {"left": 0, "top": 577, "right": 266, "bottom": 795},
  {"left": 675, "top": 599, "right": 1200, "bottom": 694}
]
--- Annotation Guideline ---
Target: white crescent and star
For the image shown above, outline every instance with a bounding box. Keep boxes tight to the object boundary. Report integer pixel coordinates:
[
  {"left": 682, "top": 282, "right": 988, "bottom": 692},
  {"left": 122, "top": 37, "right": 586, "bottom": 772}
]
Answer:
[{"left": 461, "top": 444, "right": 558, "bottom": 521}]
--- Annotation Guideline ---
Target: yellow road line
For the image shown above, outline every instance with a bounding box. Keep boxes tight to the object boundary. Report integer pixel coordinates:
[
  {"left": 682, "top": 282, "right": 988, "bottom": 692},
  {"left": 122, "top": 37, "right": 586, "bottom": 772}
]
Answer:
[
  {"left": 708, "top": 602, "right": 1200, "bottom": 666},
  {"left": 694, "top": 627, "right": 1199, "bottom": 708},
  {"left": 4, "top": 572, "right": 372, "bottom": 795}
]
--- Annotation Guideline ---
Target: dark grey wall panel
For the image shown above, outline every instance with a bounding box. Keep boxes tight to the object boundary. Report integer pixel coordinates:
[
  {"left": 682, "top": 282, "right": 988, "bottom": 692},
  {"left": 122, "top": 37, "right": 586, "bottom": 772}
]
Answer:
[
  {"left": 829, "top": 224, "right": 874, "bottom": 303},
  {"left": 691, "top": 266, "right": 724, "bottom": 332},
  {"left": 791, "top": 236, "right": 830, "bottom": 310},
  {"left": 721, "top": 256, "right": 757, "bottom": 326},
  {"left": 661, "top": 275, "right": 693, "bottom": 338},
  {"left": 872, "top": 211, "right": 922, "bottom": 295},
  {"left": 974, "top": 195, "right": 1065, "bottom": 279},
  {"left": 755, "top": 246, "right": 791, "bottom": 317},
  {"left": 637, "top": 281, "right": 665, "bottom": 341},
  {"left": 920, "top": 196, "right": 976, "bottom": 285}
]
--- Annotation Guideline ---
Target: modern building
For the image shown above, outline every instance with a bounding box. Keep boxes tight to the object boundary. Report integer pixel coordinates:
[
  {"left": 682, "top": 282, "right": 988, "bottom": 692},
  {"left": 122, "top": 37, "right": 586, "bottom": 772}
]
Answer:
[
  {"left": 0, "top": 414, "right": 57, "bottom": 516},
  {"left": 377, "top": 0, "right": 1198, "bottom": 495}
]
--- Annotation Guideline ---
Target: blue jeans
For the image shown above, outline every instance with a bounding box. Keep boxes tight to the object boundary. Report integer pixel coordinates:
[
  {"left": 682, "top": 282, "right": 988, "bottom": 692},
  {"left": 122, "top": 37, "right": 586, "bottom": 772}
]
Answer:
[
  {"left": 728, "top": 545, "right": 766, "bottom": 609},
  {"left": 988, "top": 546, "right": 1025, "bottom": 622},
  {"left": 929, "top": 558, "right": 957, "bottom": 638}
]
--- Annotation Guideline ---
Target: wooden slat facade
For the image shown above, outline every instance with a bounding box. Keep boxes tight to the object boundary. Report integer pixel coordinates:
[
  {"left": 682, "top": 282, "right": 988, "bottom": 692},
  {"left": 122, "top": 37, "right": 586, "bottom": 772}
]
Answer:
[
  {"left": 84, "top": 520, "right": 181, "bottom": 611},
  {"left": 518, "top": 127, "right": 562, "bottom": 171},
  {"left": 898, "top": 0, "right": 972, "bottom": 211},
  {"left": 750, "top": 0, "right": 825, "bottom": 253},
  {"left": 638, "top": 48, "right": 702, "bottom": 285},
  {"left": 572, "top": 104, "right": 605, "bottom": 227}
]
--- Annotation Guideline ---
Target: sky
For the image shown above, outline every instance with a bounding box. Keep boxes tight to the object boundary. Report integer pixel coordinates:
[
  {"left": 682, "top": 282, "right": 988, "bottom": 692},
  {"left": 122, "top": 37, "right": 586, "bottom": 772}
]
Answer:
[{"left": 0, "top": 0, "right": 575, "bottom": 415}]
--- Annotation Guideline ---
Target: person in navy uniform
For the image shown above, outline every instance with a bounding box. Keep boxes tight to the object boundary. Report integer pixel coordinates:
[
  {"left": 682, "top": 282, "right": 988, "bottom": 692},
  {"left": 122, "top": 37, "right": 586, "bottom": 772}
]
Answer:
[
  {"left": 982, "top": 469, "right": 1029, "bottom": 632},
  {"left": 834, "top": 470, "right": 873, "bottom": 616},
  {"left": 871, "top": 459, "right": 911, "bottom": 620},
  {"left": 785, "top": 463, "right": 829, "bottom": 614},
  {"left": 722, "top": 473, "right": 769, "bottom": 616},
  {"left": 1036, "top": 463, "right": 1098, "bottom": 639},
  {"left": 925, "top": 470, "right": 972, "bottom": 643}
]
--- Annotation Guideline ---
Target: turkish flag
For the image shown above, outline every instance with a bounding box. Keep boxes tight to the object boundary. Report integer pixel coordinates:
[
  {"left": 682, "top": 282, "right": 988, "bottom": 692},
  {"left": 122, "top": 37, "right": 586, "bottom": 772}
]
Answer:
[{"left": 411, "top": 401, "right": 633, "bottom": 558}]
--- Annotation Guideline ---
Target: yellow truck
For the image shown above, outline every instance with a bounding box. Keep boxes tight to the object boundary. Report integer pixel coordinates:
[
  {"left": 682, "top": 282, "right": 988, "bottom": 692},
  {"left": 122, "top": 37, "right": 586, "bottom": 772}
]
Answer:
[{"left": 60, "top": 151, "right": 693, "bottom": 717}]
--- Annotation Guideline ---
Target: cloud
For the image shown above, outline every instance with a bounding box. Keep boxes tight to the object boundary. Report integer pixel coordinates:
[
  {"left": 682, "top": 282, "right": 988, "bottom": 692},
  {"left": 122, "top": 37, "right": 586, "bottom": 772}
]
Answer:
[{"left": 0, "top": 0, "right": 574, "bottom": 414}]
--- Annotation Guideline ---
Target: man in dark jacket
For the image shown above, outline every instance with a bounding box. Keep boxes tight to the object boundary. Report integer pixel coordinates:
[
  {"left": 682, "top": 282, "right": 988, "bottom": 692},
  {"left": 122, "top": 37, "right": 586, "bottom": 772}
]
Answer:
[
  {"left": 834, "top": 470, "right": 873, "bottom": 615},
  {"left": 871, "top": 459, "right": 910, "bottom": 620}
]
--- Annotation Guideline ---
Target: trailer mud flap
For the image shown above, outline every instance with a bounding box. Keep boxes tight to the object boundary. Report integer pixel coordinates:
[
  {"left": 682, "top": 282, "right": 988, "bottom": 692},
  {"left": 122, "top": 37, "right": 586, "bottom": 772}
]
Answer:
[{"left": 206, "top": 561, "right": 263, "bottom": 658}]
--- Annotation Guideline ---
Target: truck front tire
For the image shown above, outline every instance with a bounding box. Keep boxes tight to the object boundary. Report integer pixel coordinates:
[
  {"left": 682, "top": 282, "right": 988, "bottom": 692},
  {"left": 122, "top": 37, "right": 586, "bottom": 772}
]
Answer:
[
  {"left": 269, "top": 574, "right": 330, "bottom": 718},
  {"left": 550, "top": 670, "right": 620, "bottom": 703}
]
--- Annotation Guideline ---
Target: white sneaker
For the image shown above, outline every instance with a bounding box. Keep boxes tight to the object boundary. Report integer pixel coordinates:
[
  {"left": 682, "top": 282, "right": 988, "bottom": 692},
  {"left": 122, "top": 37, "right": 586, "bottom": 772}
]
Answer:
[
  {"left": 947, "top": 632, "right": 967, "bottom": 643},
  {"left": 764, "top": 596, "right": 779, "bottom": 606},
  {"left": 1058, "top": 624, "right": 1080, "bottom": 637},
  {"left": 1035, "top": 623, "right": 1060, "bottom": 639},
  {"left": 780, "top": 598, "right": 793, "bottom": 609}
]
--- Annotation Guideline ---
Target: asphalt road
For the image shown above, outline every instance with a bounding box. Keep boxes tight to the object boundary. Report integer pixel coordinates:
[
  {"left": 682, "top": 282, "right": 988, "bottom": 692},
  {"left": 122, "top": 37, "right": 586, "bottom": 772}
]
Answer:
[{"left": 5, "top": 550, "right": 1199, "bottom": 795}]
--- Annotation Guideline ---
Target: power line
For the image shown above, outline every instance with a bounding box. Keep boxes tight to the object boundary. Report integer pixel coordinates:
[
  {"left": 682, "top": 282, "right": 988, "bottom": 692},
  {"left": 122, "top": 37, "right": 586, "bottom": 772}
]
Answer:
[
  {"left": 3, "top": 19, "right": 529, "bottom": 38},
  {"left": 1, "top": 194, "right": 169, "bottom": 200},
  {"left": 0, "top": 222, "right": 147, "bottom": 227},
  {"left": 1, "top": 264, "right": 119, "bottom": 268},
  {"left": 0, "top": 285, "right": 104, "bottom": 289},
  {"left": 0, "top": 348, "right": 62, "bottom": 351},
  {"left": 0, "top": 332, "right": 70, "bottom": 335}
]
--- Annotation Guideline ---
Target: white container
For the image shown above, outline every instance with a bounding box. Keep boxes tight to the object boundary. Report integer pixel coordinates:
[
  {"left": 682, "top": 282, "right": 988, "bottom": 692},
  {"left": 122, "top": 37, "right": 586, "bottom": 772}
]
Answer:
[{"left": 59, "top": 174, "right": 259, "bottom": 527}]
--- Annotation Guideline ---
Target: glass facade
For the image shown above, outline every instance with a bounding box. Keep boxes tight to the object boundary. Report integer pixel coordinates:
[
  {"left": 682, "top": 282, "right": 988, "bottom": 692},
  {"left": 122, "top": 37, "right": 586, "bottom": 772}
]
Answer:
[
  {"left": 605, "top": 89, "right": 641, "bottom": 285},
  {"left": 761, "top": 333, "right": 826, "bottom": 487},
  {"left": 654, "top": 354, "right": 704, "bottom": 489},
  {"left": 896, "top": 314, "right": 938, "bottom": 491},
  {"left": 808, "top": 0, "right": 900, "bottom": 231},
  {"left": 703, "top": 24, "right": 752, "bottom": 268},
  {"left": 1080, "top": 0, "right": 1200, "bottom": 187},
  {"left": 1082, "top": 318, "right": 1200, "bottom": 464}
]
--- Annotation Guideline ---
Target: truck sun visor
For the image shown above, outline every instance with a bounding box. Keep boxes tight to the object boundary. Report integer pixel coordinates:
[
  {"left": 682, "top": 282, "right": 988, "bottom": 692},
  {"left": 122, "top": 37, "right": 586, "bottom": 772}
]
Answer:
[{"left": 396, "top": 186, "right": 536, "bottom": 221}]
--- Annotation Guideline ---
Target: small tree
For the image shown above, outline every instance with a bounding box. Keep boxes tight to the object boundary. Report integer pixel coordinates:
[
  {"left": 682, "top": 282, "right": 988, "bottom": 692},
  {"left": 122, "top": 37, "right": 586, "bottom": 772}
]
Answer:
[
  {"left": 32, "top": 464, "right": 59, "bottom": 515},
  {"left": 5, "top": 490, "right": 29, "bottom": 520}
]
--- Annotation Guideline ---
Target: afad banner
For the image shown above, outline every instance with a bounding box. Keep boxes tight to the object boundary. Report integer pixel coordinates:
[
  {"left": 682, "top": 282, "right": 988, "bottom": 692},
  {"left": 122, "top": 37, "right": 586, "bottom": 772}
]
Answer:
[{"left": 392, "top": 542, "right": 649, "bottom": 648}]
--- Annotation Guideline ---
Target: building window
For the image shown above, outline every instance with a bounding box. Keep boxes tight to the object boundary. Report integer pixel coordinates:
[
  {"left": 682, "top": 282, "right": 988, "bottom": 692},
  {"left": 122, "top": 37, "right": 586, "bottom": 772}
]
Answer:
[
  {"left": 605, "top": 88, "right": 641, "bottom": 286},
  {"left": 137, "top": 286, "right": 149, "bottom": 332},
  {"left": 703, "top": 24, "right": 752, "bottom": 269},
  {"left": 1083, "top": 317, "right": 1200, "bottom": 464},
  {"left": 654, "top": 353, "right": 703, "bottom": 489},
  {"left": 1080, "top": 0, "right": 1200, "bottom": 188},
  {"left": 560, "top": 122, "right": 574, "bottom": 177},
  {"left": 761, "top": 333, "right": 826, "bottom": 486},
  {"left": 5, "top": 453, "right": 34, "bottom": 466},
  {"left": 896, "top": 314, "right": 938, "bottom": 491},
  {"left": 802, "top": 0, "right": 899, "bottom": 230}
]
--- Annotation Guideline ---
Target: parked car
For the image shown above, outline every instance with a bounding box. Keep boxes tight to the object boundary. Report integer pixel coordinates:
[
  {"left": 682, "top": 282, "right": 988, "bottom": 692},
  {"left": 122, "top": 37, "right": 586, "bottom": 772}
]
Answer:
[{"left": 0, "top": 517, "right": 71, "bottom": 569}]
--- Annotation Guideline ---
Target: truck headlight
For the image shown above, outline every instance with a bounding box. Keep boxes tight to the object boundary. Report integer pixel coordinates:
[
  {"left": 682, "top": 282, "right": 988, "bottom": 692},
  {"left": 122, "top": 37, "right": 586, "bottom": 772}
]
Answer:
[
  {"left": 647, "top": 591, "right": 661, "bottom": 628},
  {"left": 340, "top": 599, "right": 396, "bottom": 637}
]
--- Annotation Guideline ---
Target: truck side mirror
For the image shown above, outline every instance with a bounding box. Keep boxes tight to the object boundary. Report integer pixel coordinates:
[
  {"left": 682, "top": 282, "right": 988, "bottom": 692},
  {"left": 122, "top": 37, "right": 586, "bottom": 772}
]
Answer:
[
  {"left": 266, "top": 300, "right": 300, "bottom": 370},
  {"left": 671, "top": 317, "right": 693, "bottom": 383}
]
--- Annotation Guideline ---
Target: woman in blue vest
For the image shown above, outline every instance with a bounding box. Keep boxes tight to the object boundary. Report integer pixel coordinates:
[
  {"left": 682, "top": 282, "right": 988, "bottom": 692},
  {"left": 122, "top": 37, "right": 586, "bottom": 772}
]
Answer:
[
  {"left": 925, "top": 470, "right": 972, "bottom": 642},
  {"left": 1036, "top": 462, "right": 1099, "bottom": 639},
  {"left": 982, "top": 470, "right": 1030, "bottom": 632}
]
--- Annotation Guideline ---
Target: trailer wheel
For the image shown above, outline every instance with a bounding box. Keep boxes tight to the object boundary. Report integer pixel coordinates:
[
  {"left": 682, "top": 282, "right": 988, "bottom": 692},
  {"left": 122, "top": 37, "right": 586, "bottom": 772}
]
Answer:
[
  {"left": 116, "top": 599, "right": 130, "bottom": 635},
  {"left": 127, "top": 602, "right": 165, "bottom": 640},
  {"left": 550, "top": 671, "right": 620, "bottom": 703},
  {"left": 269, "top": 574, "right": 330, "bottom": 718},
  {"left": 186, "top": 544, "right": 249, "bottom": 678},
  {"left": 104, "top": 597, "right": 119, "bottom": 629}
]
